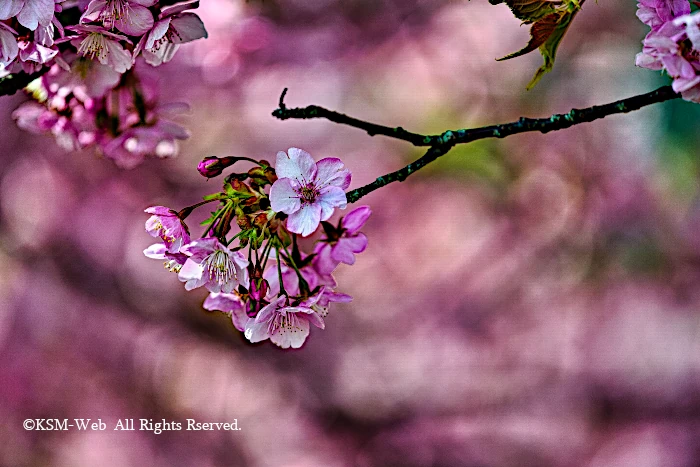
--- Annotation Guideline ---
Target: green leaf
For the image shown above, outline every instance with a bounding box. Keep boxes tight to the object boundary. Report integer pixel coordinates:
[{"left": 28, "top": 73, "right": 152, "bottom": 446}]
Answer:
[{"left": 495, "top": 0, "right": 583, "bottom": 89}]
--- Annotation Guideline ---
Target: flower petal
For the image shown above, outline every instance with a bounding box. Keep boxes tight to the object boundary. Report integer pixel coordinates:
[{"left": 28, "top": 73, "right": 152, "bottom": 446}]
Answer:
[
  {"left": 270, "top": 318, "right": 310, "bottom": 349},
  {"left": 115, "top": 4, "right": 154, "bottom": 36},
  {"left": 169, "top": 13, "right": 208, "bottom": 43},
  {"left": 317, "top": 186, "right": 347, "bottom": 221},
  {"left": 269, "top": 178, "right": 301, "bottom": 214},
  {"left": 17, "top": 0, "right": 54, "bottom": 30},
  {"left": 244, "top": 320, "right": 270, "bottom": 343},
  {"left": 0, "top": 0, "right": 23, "bottom": 21},
  {"left": 275, "top": 148, "right": 317, "bottom": 182},
  {"left": 315, "top": 157, "right": 351, "bottom": 189},
  {"left": 287, "top": 203, "right": 322, "bottom": 237},
  {"left": 313, "top": 243, "right": 338, "bottom": 275},
  {"left": 341, "top": 205, "right": 371, "bottom": 234}
]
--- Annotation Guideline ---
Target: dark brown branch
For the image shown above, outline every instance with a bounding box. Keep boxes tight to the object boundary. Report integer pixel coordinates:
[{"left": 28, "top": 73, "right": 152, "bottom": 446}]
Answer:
[{"left": 273, "top": 86, "right": 681, "bottom": 203}]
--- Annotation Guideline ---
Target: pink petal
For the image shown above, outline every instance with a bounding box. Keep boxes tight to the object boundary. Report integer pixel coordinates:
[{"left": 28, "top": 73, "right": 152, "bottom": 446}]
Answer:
[
  {"left": 169, "top": 13, "right": 207, "bottom": 43},
  {"left": 244, "top": 320, "right": 270, "bottom": 343},
  {"left": 317, "top": 186, "right": 347, "bottom": 221},
  {"left": 287, "top": 204, "right": 322, "bottom": 237},
  {"left": 80, "top": 0, "right": 105, "bottom": 23},
  {"left": 313, "top": 243, "right": 338, "bottom": 275},
  {"left": 145, "top": 18, "right": 170, "bottom": 49},
  {"left": 256, "top": 297, "right": 284, "bottom": 323},
  {"left": 17, "top": 0, "right": 54, "bottom": 30},
  {"left": 305, "top": 312, "right": 325, "bottom": 329},
  {"left": 0, "top": 0, "right": 23, "bottom": 20},
  {"left": 341, "top": 205, "right": 371, "bottom": 234},
  {"left": 270, "top": 319, "right": 310, "bottom": 349},
  {"left": 270, "top": 178, "right": 301, "bottom": 214},
  {"left": 331, "top": 234, "right": 367, "bottom": 265},
  {"left": 331, "top": 240, "right": 356, "bottom": 265},
  {"left": 315, "top": 157, "right": 351, "bottom": 189},
  {"left": 143, "top": 243, "right": 167, "bottom": 259},
  {"left": 160, "top": 0, "right": 199, "bottom": 18},
  {"left": 115, "top": 4, "right": 154, "bottom": 36},
  {"left": 104, "top": 39, "right": 132, "bottom": 73},
  {"left": 0, "top": 28, "right": 17, "bottom": 63},
  {"left": 178, "top": 258, "right": 204, "bottom": 283},
  {"left": 275, "top": 148, "right": 317, "bottom": 182}
]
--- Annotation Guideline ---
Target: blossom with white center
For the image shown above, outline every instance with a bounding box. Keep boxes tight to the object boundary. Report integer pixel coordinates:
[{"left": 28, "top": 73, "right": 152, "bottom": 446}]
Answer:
[
  {"left": 269, "top": 148, "right": 351, "bottom": 237},
  {"left": 244, "top": 295, "right": 325, "bottom": 349},
  {"left": 178, "top": 238, "right": 250, "bottom": 293}
]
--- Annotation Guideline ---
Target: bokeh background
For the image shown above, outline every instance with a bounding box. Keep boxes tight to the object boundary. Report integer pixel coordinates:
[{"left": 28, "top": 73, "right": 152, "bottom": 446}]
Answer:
[{"left": 3, "top": 1, "right": 700, "bottom": 465}]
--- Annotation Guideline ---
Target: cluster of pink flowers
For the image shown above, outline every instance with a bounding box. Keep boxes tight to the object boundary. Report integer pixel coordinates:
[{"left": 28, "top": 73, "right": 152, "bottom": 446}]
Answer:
[
  {"left": 2, "top": 0, "right": 207, "bottom": 166},
  {"left": 636, "top": 0, "right": 700, "bottom": 102},
  {"left": 145, "top": 148, "right": 370, "bottom": 349}
]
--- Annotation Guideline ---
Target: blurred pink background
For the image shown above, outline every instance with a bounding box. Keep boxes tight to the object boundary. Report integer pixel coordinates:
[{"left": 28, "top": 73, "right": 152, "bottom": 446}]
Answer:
[{"left": 3, "top": 1, "right": 700, "bottom": 465}]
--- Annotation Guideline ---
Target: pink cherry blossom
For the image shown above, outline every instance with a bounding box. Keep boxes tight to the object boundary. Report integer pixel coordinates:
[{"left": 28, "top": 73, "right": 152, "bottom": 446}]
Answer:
[
  {"left": 636, "top": 13, "right": 700, "bottom": 102},
  {"left": 178, "top": 237, "right": 250, "bottom": 293},
  {"left": 244, "top": 295, "right": 325, "bottom": 349},
  {"left": 134, "top": 1, "right": 208, "bottom": 66},
  {"left": 143, "top": 242, "right": 187, "bottom": 273},
  {"left": 313, "top": 205, "right": 371, "bottom": 275},
  {"left": 203, "top": 292, "right": 248, "bottom": 331},
  {"left": 67, "top": 24, "right": 132, "bottom": 73},
  {"left": 637, "top": 0, "right": 690, "bottom": 30},
  {"left": 144, "top": 206, "right": 191, "bottom": 253},
  {"left": 269, "top": 148, "right": 351, "bottom": 237},
  {"left": 81, "top": 0, "right": 156, "bottom": 36}
]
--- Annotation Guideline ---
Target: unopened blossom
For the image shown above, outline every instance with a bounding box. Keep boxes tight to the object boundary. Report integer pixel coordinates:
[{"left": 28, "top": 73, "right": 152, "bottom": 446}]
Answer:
[
  {"left": 244, "top": 295, "right": 325, "bottom": 349},
  {"left": 0, "top": 0, "right": 56, "bottom": 30},
  {"left": 134, "top": 1, "right": 207, "bottom": 66},
  {"left": 197, "top": 156, "right": 238, "bottom": 178},
  {"left": 313, "top": 205, "right": 370, "bottom": 275},
  {"left": 143, "top": 242, "right": 187, "bottom": 272},
  {"left": 269, "top": 148, "right": 351, "bottom": 237},
  {"left": 81, "top": 0, "right": 155, "bottom": 35},
  {"left": 144, "top": 206, "right": 190, "bottom": 253},
  {"left": 203, "top": 292, "right": 248, "bottom": 331},
  {"left": 637, "top": 0, "right": 690, "bottom": 30},
  {"left": 178, "top": 237, "right": 250, "bottom": 293},
  {"left": 67, "top": 24, "right": 132, "bottom": 73}
]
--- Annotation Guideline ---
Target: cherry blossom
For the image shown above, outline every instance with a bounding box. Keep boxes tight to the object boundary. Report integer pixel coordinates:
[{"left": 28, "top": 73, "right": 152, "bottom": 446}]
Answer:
[
  {"left": 269, "top": 148, "right": 351, "bottom": 236},
  {"left": 144, "top": 206, "right": 191, "bottom": 253},
  {"left": 313, "top": 205, "right": 370, "bottom": 275},
  {"left": 244, "top": 295, "right": 325, "bottom": 349},
  {"left": 178, "top": 238, "right": 250, "bottom": 293}
]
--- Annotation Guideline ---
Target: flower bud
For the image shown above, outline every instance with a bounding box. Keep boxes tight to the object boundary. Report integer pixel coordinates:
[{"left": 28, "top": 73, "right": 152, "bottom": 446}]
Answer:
[{"left": 197, "top": 156, "right": 238, "bottom": 178}]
